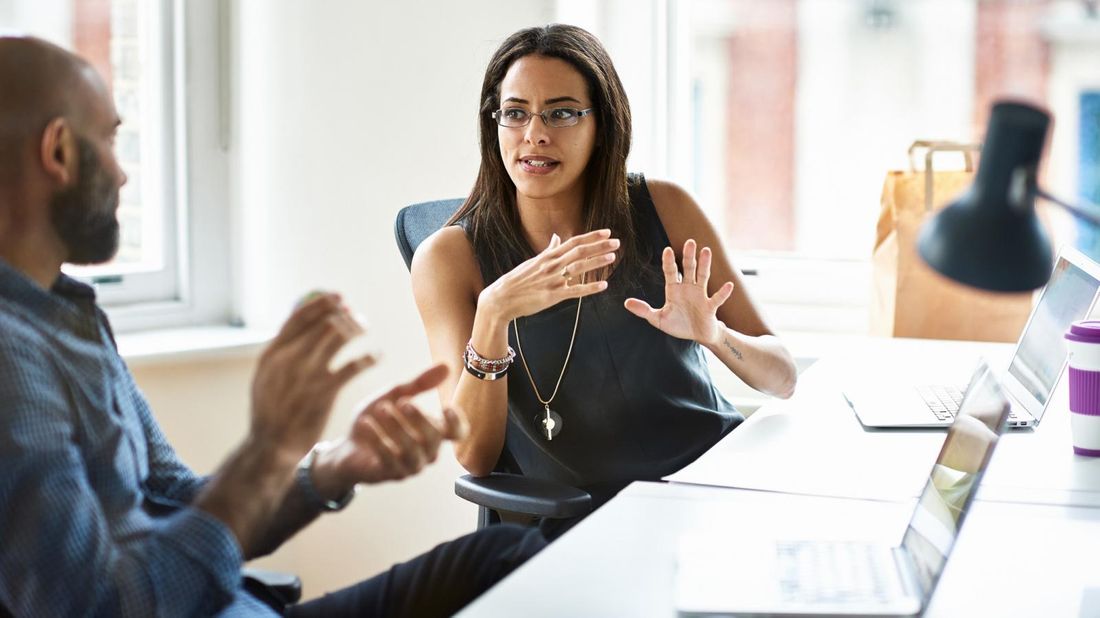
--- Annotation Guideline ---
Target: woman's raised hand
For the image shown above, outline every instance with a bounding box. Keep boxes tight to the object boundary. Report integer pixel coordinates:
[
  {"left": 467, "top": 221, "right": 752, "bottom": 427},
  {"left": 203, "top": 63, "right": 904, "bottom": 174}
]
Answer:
[
  {"left": 478, "top": 229, "right": 618, "bottom": 322},
  {"left": 624, "top": 239, "right": 734, "bottom": 344}
]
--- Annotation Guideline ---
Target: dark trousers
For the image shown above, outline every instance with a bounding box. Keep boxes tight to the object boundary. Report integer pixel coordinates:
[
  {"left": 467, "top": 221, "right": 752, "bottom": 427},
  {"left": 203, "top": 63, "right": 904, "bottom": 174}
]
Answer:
[{"left": 284, "top": 524, "right": 546, "bottom": 618}]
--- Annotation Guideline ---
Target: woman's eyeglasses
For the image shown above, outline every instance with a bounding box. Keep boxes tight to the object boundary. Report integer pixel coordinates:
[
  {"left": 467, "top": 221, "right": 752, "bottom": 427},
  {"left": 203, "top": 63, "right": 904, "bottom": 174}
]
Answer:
[{"left": 491, "top": 107, "right": 594, "bottom": 128}]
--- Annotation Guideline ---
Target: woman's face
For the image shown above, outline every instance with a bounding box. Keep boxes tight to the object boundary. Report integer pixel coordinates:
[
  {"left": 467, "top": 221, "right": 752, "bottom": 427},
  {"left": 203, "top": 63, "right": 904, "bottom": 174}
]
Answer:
[{"left": 496, "top": 54, "right": 597, "bottom": 203}]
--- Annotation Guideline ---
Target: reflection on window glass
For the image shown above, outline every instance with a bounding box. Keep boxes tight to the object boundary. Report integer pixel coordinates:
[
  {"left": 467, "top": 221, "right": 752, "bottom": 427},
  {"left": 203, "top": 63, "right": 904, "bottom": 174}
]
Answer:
[{"left": 682, "top": 0, "right": 1099, "bottom": 260}]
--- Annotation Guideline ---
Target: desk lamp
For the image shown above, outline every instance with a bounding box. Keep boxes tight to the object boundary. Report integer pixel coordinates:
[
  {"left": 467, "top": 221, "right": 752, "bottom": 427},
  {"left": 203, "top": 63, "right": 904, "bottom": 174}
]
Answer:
[{"left": 917, "top": 100, "right": 1100, "bottom": 292}]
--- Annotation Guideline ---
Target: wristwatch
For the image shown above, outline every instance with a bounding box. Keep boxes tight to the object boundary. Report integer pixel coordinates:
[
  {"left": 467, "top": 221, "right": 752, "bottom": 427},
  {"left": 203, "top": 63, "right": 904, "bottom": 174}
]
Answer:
[{"left": 297, "top": 442, "right": 356, "bottom": 512}]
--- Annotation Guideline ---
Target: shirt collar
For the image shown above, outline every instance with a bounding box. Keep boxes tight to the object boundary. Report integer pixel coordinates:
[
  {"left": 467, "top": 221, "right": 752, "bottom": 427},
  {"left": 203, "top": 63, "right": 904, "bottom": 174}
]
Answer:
[{"left": 0, "top": 256, "right": 100, "bottom": 333}]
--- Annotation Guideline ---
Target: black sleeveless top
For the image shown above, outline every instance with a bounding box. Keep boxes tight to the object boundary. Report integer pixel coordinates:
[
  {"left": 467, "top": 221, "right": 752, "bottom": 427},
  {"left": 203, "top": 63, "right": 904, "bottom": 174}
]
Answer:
[{"left": 470, "top": 174, "right": 742, "bottom": 492}]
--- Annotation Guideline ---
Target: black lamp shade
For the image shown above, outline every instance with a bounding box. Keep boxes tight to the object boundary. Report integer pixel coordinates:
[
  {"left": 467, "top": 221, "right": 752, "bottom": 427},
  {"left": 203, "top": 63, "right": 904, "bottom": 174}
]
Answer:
[{"left": 917, "top": 101, "right": 1054, "bottom": 292}]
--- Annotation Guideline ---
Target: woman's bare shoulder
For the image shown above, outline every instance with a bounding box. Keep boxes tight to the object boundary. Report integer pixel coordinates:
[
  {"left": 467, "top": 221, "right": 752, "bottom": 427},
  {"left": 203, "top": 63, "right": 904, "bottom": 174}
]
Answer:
[
  {"left": 642, "top": 177, "right": 713, "bottom": 246},
  {"left": 410, "top": 225, "right": 483, "bottom": 293}
]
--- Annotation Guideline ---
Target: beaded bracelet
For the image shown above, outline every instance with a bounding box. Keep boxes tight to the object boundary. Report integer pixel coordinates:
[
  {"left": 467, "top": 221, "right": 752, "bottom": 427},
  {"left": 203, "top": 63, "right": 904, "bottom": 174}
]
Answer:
[
  {"left": 464, "top": 340, "right": 516, "bottom": 372},
  {"left": 463, "top": 359, "right": 508, "bottom": 381}
]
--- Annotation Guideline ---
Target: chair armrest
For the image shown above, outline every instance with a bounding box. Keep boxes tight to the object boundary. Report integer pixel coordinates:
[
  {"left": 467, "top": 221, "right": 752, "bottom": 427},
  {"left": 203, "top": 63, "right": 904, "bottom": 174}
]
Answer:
[
  {"left": 455, "top": 473, "right": 592, "bottom": 519},
  {"left": 242, "top": 567, "right": 302, "bottom": 608}
]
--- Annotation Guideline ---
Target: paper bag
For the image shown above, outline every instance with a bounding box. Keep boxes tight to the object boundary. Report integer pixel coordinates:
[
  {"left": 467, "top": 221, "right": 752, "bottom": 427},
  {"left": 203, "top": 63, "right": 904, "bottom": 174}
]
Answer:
[{"left": 870, "top": 141, "right": 1033, "bottom": 342}]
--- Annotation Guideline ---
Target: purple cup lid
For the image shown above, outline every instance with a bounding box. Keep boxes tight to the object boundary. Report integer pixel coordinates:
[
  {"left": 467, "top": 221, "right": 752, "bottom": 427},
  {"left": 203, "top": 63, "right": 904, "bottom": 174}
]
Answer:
[{"left": 1066, "top": 320, "right": 1100, "bottom": 344}]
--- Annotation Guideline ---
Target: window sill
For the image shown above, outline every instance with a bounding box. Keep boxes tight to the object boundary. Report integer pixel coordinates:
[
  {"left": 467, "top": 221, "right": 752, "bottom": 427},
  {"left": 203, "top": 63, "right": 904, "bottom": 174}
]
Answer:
[{"left": 116, "top": 325, "right": 274, "bottom": 368}]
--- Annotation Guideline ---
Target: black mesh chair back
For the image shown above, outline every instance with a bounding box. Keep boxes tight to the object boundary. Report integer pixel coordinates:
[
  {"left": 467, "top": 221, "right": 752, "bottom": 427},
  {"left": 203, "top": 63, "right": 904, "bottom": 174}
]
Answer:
[
  {"left": 394, "top": 198, "right": 592, "bottom": 529},
  {"left": 394, "top": 198, "right": 465, "bottom": 269}
]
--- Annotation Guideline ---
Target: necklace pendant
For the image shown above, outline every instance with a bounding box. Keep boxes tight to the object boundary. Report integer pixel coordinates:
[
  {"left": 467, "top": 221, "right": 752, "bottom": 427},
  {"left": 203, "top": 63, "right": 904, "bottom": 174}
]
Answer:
[{"left": 537, "top": 406, "right": 563, "bottom": 441}]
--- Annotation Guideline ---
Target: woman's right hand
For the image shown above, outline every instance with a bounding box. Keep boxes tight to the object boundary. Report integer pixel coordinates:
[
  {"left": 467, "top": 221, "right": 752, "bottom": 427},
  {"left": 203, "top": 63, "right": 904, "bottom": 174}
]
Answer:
[{"left": 478, "top": 228, "right": 619, "bottom": 321}]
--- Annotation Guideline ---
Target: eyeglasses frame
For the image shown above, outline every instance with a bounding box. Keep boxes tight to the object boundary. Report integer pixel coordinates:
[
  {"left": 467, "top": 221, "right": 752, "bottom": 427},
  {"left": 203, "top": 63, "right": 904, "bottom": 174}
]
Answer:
[{"left": 491, "top": 107, "right": 595, "bottom": 129}]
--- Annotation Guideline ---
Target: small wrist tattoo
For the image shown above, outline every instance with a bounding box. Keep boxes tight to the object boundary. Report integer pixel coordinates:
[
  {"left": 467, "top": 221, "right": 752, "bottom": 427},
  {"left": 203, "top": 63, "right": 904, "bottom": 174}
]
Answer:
[{"left": 722, "top": 338, "right": 744, "bottom": 361}]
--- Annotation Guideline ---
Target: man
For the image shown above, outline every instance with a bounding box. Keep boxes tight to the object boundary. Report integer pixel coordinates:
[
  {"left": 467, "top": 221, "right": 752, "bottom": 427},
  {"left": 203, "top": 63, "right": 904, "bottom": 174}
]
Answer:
[{"left": 0, "top": 37, "right": 544, "bottom": 616}]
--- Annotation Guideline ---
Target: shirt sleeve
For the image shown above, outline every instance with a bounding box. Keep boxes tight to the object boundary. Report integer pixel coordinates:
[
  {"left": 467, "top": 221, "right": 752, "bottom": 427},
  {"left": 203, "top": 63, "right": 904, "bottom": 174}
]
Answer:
[
  {"left": 100, "top": 310, "right": 209, "bottom": 504},
  {"left": 0, "top": 336, "right": 244, "bottom": 617},
  {"left": 125, "top": 366, "right": 211, "bottom": 504}
]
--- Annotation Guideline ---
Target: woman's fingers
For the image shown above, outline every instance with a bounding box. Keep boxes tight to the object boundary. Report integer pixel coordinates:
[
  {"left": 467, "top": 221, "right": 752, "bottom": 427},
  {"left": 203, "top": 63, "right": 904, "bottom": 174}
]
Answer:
[
  {"left": 562, "top": 280, "right": 609, "bottom": 299},
  {"left": 682, "top": 239, "right": 697, "bottom": 284},
  {"left": 697, "top": 246, "right": 713, "bottom": 290},
  {"left": 623, "top": 298, "right": 660, "bottom": 328},
  {"left": 709, "top": 281, "right": 735, "bottom": 310},
  {"left": 562, "top": 251, "right": 616, "bottom": 281},
  {"left": 661, "top": 246, "right": 680, "bottom": 284},
  {"left": 543, "top": 229, "right": 614, "bottom": 262},
  {"left": 557, "top": 237, "right": 619, "bottom": 263}
]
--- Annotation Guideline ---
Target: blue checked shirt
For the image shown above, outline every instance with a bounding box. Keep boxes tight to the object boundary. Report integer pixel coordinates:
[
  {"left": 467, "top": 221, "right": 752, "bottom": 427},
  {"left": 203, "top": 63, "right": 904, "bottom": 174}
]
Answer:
[{"left": 0, "top": 258, "right": 277, "bottom": 617}]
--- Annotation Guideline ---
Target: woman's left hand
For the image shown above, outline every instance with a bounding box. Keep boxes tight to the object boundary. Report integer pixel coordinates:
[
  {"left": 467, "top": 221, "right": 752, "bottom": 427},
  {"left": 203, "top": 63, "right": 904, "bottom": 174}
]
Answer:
[{"left": 624, "top": 239, "right": 735, "bottom": 344}]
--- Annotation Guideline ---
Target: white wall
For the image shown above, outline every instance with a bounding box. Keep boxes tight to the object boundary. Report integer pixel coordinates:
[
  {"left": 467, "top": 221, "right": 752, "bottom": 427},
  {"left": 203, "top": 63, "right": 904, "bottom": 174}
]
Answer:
[{"left": 137, "top": 0, "right": 555, "bottom": 600}]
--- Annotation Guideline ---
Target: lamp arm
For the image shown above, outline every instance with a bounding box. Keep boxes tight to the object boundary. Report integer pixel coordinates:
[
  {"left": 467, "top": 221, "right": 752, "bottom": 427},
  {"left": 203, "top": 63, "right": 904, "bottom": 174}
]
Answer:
[{"left": 1037, "top": 188, "right": 1100, "bottom": 228}]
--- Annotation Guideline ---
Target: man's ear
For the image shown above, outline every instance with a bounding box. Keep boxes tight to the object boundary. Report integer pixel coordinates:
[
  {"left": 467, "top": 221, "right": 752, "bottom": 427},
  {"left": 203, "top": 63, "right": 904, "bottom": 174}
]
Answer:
[{"left": 39, "top": 117, "right": 77, "bottom": 187}]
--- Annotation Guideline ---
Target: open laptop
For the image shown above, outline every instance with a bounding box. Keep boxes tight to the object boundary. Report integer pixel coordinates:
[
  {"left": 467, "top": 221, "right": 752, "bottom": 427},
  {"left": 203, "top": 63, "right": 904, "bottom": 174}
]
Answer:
[
  {"left": 845, "top": 246, "right": 1100, "bottom": 429},
  {"left": 676, "top": 358, "right": 1010, "bottom": 617}
]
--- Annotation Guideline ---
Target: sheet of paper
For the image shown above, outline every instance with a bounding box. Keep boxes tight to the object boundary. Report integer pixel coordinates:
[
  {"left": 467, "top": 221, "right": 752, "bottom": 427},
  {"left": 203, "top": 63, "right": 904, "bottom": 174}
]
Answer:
[{"left": 665, "top": 404, "right": 946, "bottom": 501}]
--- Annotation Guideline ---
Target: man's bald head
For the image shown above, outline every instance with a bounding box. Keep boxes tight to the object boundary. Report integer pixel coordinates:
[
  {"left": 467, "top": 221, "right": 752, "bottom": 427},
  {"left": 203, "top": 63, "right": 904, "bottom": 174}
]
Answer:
[
  {"left": 0, "top": 36, "right": 126, "bottom": 274},
  {"left": 0, "top": 36, "right": 107, "bottom": 183}
]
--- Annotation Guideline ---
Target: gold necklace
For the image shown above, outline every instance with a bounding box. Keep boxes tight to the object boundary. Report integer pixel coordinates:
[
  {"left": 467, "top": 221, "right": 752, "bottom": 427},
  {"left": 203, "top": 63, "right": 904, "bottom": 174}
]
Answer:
[{"left": 513, "top": 289, "right": 583, "bottom": 442}]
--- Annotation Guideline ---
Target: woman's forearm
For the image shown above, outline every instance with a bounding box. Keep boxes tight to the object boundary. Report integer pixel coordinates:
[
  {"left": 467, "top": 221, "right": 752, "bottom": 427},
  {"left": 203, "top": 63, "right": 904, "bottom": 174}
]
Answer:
[
  {"left": 451, "top": 296, "right": 513, "bottom": 476},
  {"left": 702, "top": 327, "right": 797, "bottom": 399}
]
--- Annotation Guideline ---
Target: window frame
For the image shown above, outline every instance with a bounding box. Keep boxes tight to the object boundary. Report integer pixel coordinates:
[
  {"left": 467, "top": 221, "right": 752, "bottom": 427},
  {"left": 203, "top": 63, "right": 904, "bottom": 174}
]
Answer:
[{"left": 85, "top": 0, "right": 234, "bottom": 332}]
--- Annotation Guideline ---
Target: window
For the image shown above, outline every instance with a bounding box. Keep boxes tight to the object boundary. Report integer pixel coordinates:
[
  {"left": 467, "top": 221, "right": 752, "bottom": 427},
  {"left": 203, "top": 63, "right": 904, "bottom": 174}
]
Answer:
[
  {"left": 1, "top": 0, "right": 233, "bottom": 331},
  {"left": 2, "top": 0, "right": 179, "bottom": 303},
  {"left": 559, "top": 0, "right": 1100, "bottom": 332}
]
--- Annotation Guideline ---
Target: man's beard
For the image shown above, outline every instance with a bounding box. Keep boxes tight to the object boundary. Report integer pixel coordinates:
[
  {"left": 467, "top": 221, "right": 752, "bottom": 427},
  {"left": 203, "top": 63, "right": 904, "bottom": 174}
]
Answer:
[{"left": 48, "top": 137, "right": 121, "bottom": 265}]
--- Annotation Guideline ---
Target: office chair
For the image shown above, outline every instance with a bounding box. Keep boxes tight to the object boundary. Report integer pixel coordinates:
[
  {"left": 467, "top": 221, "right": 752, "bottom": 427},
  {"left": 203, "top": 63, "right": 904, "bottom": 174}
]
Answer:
[
  {"left": 394, "top": 198, "right": 592, "bottom": 528},
  {"left": 243, "top": 567, "right": 302, "bottom": 609}
]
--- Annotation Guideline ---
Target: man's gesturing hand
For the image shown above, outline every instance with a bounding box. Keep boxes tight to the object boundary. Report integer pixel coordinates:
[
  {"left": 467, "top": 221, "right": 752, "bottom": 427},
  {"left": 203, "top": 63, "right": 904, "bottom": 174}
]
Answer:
[
  {"left": 315, "top": 363, "right": 469, "bottom": 493},
  {"left": 249, "top": 293, "right": 376, "bottom": 461}
]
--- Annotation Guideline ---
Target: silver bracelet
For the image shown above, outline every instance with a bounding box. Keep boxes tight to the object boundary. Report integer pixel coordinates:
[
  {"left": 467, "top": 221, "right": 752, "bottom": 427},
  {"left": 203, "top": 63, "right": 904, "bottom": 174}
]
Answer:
[
  {"left": 464, "top": 340, "right": 515, "bottom": 372},
  {"left": 464, "top": 355, "right": 509, "bottom": 380},
  {"left": 297, "top": 442, "right": 355, "bottom": 512}
]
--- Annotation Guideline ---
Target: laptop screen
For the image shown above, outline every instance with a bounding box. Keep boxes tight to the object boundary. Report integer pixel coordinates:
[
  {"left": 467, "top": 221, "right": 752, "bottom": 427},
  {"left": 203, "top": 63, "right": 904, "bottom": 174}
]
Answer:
[
  {"left": 899, "top": 361, "right": 1010, "bottom": 599},
  {"left": 1009, "top": 254, "right": 1100, "bottom": 407}
]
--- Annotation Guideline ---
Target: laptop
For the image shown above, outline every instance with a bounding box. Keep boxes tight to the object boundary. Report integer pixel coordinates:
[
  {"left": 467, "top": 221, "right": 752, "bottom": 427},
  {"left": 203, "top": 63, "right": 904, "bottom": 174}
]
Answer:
[
  {"left": 675, "top": 359, "right": 1011, "bottom": 617},
  {"left": 845, "top": 246, "right": 1100, "bottom": 429}
]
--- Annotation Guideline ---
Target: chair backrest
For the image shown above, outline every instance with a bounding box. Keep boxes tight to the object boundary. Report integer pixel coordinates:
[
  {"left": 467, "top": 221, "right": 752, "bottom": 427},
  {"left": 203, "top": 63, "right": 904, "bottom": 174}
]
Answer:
[
  {"left": 394, "top": 198, "right": 465, "bottom": 269},
  {"left": 395, "top": 198, "right": 593, "bottom": 529}
]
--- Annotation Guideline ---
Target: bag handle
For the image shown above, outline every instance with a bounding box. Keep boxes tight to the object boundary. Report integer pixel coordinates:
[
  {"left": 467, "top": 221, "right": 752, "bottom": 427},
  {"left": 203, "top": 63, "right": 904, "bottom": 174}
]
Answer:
[{"left": 907, "top": 140, "right": 981, "bottom": 212}]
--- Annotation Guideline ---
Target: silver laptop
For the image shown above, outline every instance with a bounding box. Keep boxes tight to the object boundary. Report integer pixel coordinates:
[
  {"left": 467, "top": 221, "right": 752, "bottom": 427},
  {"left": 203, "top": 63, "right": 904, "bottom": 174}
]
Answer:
[
  {"left": 676, "top": 359, "right": 1010, "bottom": 617},
  {"left": 845, "top": 246, "right": 1100, "bottom": 429}
]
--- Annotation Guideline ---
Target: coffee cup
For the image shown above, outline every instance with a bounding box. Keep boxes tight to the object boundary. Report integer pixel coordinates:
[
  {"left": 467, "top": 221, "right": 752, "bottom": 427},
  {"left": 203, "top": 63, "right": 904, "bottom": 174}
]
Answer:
[{"left": 1064, "top": 320, "right": 1100, "bottom": 456}]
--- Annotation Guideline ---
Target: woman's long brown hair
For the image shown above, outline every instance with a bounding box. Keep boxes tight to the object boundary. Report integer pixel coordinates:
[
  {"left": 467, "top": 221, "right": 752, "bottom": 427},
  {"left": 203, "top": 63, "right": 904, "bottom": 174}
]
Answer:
[{"left": 448, "top": 24, "right": 641, "bottom": 282}]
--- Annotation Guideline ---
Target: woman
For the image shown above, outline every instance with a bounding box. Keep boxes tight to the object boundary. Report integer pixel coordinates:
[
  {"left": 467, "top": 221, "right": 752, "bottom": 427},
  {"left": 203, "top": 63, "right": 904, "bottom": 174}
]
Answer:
[{"left": 411, "top": 24, "right": 797, "bottom": 532}]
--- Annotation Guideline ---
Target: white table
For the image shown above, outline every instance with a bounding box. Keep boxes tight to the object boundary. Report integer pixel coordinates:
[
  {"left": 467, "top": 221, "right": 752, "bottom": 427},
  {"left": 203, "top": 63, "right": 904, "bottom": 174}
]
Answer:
[
  {"left": 671, "top": 336, "right": 1100, "bottom": 506},
  {"left": 461, "top": 482, "right": 1100, "bottom": 617},
  {"left": 460, "top": 337, "right": 1100, "bottom": 616}
]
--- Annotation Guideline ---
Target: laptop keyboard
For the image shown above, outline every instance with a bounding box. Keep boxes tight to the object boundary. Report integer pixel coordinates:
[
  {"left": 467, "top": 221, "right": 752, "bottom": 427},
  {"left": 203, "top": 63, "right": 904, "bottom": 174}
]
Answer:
[
  {"left": 917, "top": 384, "right": 1027, "bottom": 425},
  {"left": 776, "top": 541, "right": 899, "bottom": 605},
  {"left": 916, "top": 384, "right": 964, "bottom": 421}
]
